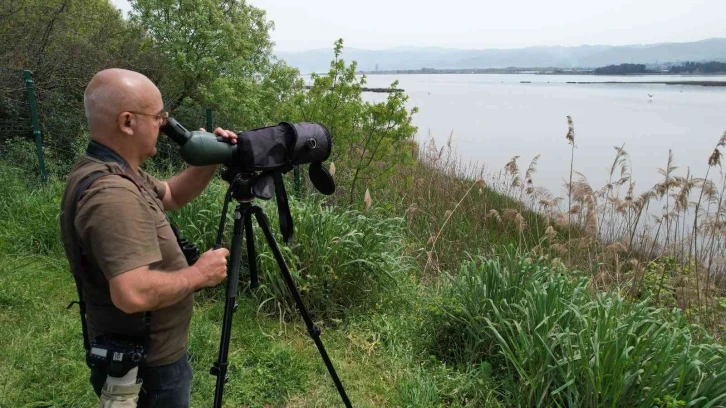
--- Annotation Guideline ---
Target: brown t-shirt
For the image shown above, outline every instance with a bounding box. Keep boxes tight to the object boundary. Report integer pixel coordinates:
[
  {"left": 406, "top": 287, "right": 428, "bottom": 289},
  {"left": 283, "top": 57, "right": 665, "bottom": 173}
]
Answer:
[{"left": 60, "top": 143, "right": 193, "bottom": 367}]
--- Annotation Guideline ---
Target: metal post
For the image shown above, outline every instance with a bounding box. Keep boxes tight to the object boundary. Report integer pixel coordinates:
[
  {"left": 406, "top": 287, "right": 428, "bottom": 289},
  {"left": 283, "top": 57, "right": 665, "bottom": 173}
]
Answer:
[
  {"left": 206, "top": 108, "right": 213, "bottom": 131},
  {"left": 24, "top": 70, "right": 46, "bottom": 183}
]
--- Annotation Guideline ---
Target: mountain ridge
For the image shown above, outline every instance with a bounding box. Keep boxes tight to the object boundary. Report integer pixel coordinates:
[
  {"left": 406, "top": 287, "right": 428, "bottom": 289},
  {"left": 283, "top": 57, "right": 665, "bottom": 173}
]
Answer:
[{"left": 276, "top": 38, "right": 726, "bottom": 73}]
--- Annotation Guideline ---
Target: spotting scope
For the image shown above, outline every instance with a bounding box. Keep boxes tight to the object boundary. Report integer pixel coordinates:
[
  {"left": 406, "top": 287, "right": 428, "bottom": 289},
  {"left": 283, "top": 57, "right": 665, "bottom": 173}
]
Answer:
[{"left": 161, "top": 118, "right": 335, "bottom": 195}]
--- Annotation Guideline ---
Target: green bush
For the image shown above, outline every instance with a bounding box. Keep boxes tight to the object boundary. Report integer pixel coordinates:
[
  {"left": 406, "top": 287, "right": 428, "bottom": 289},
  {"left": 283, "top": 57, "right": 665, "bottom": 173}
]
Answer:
[
  {"left": 166, "top": 175, "right": 413, "bottom": 319},
  {"left": 423, "top": 247, "right": 726, "bottom": 407},
  {"left": 251, "top": 196, "right": 413, "bottom": 320}
]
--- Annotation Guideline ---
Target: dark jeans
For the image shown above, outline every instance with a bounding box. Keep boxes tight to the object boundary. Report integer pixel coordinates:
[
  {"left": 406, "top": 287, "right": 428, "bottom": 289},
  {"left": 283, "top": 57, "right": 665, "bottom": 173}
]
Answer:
[{"left": 90, "top": 353, "right": 193, "bottom": 408}]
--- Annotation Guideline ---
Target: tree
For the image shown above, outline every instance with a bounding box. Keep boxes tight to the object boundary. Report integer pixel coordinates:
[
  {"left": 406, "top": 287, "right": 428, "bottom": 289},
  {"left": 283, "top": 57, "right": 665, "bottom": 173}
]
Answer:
[
  {"left": 670, "top": 61, "right": 726, "bottom": 74},
  {"left": 279, "top": 39, "right": 418, "bottom": 207},
  {"left": 594, "top": 64, "right": 648, "bottom": 75},
  {"left": 0, "top": 0, "right": 162, "bottom": 172},
  {"left": 129, "top": 0, "right": 298, "bottom": 133}
]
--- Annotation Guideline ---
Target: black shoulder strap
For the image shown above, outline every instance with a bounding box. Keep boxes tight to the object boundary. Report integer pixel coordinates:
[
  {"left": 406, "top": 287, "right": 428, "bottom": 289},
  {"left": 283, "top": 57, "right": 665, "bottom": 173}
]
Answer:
[
  {"left": 66, "top": 171, "right": 107, "bottom": 352},
  {"left": 67, "top": 171, "right": 152, "bottom": 354}
]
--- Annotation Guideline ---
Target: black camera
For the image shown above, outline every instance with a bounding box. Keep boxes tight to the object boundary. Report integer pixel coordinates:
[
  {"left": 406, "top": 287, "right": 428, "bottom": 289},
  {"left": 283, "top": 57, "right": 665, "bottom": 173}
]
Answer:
[
  {"left": 86, "top": 335, "right": 147, "bottom": 378},
  {"left": 170, "top": 221, "right": 200, "bottom": 266}
]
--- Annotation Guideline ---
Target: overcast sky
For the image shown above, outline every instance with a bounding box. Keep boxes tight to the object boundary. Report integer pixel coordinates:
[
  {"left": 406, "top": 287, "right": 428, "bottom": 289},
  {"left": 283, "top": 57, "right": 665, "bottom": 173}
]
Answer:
[{"left": 110, "top": 0, "right": 726, "bottom": 52}]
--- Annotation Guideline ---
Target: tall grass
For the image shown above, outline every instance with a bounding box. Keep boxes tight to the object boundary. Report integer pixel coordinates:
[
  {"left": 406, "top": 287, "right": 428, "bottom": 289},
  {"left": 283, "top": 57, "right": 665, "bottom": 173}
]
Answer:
[
  {"left": 251, "top": 196, "right": 413, "bottom": 320},
  {"left": 423, "top": 248, "right": 726, "bottom": 407},
  {"left": 375, "top": 133, "right": 554, "bottom": 278},
  {"left": 0, "top": 163, "right": 411, "bottom": 323},
  {"left": 148, "top": 174, "right": 414, "bottom": 320},
  {"left": 0, "top": 166, "right": 65, "bottom": 257},
  {"left": 377, "top": 121, "right": 726, "bottom": 336}
]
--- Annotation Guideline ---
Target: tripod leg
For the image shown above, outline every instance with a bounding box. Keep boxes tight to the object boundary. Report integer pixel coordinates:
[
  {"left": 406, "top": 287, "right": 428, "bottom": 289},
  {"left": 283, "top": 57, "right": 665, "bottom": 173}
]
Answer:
[
  {"left": 212, "top": 204, "right": 244, "bottom": 408},
  {"left": 244, "top": 210, "right": 258, "bottom": 290},
  {"left": 251, "top": 207, "right": 352, "bottom": 408},
  {"left": 214, "top": 188, "right": 233, "bottom": 249}
]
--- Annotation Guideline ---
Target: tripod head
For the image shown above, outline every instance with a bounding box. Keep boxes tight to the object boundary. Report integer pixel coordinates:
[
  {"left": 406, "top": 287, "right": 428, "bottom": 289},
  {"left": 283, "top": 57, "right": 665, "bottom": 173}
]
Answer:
[
  {"left": 218, "top": 165, "right": 301, "bottom": 244},
  {"left": 220, "top": 168, "right": 268, "bottom": 202}
]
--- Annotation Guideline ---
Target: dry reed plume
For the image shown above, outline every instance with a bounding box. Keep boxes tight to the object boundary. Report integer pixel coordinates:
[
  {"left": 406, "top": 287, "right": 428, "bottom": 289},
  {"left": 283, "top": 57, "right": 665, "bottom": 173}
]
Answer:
[{"left": 379, "top": 116, "right": 726, "bottom": 336}]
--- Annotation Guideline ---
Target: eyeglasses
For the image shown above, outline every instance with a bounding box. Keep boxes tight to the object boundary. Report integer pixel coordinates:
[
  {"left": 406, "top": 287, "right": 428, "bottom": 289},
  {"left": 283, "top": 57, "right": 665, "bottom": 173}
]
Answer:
[{"left": 128, "top": 110, "right": 169, "bottom": 126}]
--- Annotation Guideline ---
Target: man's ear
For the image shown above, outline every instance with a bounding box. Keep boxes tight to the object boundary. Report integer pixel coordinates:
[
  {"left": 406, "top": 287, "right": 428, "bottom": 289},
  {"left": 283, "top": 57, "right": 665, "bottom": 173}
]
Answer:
[{"left": 118, "top": 112, "right": 134, "bottom": 136}]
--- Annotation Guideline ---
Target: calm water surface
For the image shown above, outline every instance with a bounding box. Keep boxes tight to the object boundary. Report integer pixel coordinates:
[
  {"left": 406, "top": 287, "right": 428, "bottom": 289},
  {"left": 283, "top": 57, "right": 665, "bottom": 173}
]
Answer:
[{"left": 361, "top": 74, "right": 726, "bottom": 199}]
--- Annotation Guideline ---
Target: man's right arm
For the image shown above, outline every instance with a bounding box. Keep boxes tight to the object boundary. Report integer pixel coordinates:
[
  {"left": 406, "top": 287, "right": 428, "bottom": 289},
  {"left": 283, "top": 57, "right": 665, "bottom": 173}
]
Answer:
[
  {"left": 75, "top": 179, "right": 228, "bottom": 314},
  {"left": 108, "top": 247, "right": 229, "bottom": 314}
]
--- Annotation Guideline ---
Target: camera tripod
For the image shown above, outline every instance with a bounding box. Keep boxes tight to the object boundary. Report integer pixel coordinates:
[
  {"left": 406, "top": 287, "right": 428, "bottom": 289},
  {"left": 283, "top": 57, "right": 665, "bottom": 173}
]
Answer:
[{"left": 209, "top": 169, "right": 352, "bottom": 408}]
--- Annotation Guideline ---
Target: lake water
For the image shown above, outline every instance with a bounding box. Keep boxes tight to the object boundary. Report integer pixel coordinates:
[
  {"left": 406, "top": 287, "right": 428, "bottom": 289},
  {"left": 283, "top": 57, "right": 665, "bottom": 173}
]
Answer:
[{"left": 360, "top": 74, "right": 726, "bottom": 202}]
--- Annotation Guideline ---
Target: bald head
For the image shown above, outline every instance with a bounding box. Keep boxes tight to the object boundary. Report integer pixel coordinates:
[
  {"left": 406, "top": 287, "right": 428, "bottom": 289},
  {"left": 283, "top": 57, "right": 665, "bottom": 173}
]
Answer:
[
  {"left": 82, "top": 69, "right": 165, "bottom": 170},
  {"left": 84, "top": 68, "right": 161, "bottom": 137}
]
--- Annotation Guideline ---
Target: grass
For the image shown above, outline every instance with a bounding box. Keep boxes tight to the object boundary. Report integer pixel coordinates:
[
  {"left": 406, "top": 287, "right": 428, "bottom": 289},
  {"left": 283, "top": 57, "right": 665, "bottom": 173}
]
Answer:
[
  {"left": 422, "top": 248, "right": 726, "bottom": 407},
  {"left": 5, "top": 246, "right": 724, "bottom": 407},
  {"left": 0, "top": 255, "right": 418, "bottom": 407},
  {"left": 0, "top": 165, "right": 430, "bottom": 407},
  {"left": 3, "top": 117, "right": 726, "bottom": 407},
  {"left": 369, "top": 122, "right": 726, "bottom": 338}
]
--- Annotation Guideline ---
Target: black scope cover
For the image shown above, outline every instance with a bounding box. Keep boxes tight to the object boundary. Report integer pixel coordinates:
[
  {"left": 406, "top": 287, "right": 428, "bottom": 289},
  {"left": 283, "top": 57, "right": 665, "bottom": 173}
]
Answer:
[
  {"left": 235, "top": 122, "right": 331, "bottom": 171},
  {"left": 288, "top": 122, "right": 332, "bottom": 165}
]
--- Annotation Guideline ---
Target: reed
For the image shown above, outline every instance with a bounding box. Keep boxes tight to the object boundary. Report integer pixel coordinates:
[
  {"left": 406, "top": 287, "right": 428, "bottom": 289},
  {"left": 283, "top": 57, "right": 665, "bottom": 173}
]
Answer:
[{"left": 375, "top": 119, "right": 726, "bottom": 336}]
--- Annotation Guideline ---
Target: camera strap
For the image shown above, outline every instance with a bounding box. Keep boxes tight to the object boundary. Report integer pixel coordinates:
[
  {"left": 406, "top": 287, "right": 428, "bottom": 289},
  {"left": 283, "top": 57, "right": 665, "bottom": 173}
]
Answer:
[{"left": 67, "top": 170, "right": 152, "bottom": 358}]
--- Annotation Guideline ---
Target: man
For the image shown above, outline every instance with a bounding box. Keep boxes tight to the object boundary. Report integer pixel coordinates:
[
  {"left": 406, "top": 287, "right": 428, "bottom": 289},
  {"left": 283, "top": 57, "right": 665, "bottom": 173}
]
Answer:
[{"left": 60, "top": 68, "right": 235, "bottom": 407}]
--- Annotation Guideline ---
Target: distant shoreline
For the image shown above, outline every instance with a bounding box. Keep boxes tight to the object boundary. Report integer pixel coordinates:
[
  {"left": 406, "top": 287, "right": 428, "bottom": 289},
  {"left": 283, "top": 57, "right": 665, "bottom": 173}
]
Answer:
[
  {"left": 566, "top": 81, "right": 726, "bottom": 87},
  {"left": 303, "top": 85, "right": 403, "bottom": 93},
  {"left": 346, "top": 72, "right": 726, "bottom": 88},
  {"left": 356, "top": 71, "right": 726, "bottom": 77}
]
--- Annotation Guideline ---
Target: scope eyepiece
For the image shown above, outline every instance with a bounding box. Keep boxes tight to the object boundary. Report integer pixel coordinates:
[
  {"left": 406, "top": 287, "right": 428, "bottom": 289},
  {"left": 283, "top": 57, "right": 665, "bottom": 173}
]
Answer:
[{"left": 161, "top": 118, "right": 192, "bottom": 146}]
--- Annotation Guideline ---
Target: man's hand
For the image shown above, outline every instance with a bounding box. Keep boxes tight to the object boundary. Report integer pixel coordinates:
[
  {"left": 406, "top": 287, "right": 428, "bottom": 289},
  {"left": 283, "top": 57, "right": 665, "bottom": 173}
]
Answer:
[
  {"left": 202, "top": 127, "right": 238, "bottom": 145},
  {"left": 190, "top": 247, "right": 230, "bottom": 288},
  {"left": 108, "top": 247, "right": 230, "bottom": 314}
]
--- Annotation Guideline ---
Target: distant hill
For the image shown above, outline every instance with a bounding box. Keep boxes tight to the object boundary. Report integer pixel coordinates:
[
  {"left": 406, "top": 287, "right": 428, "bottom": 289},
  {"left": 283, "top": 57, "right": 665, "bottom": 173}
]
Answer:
[{"left": 276, "top": 38, "right": 726, "bottom": 74}]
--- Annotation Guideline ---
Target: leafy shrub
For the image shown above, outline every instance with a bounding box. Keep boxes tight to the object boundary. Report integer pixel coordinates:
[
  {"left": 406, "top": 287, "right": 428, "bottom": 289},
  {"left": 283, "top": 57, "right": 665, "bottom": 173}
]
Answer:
[
  {"left": 423, "top": 246, "right": 726, "bottom": 407},
  {"left": 167, "top": 176, "right": 412, "bottom": 320},
  {"left": 277, "top": 39, "right": 418, "bottom": 208},
  {"left": 250, "top": 196, "right": 413, "bottom": 320},
  {"left": 635, "top": 257, "right": 683, "bottom": 308}
]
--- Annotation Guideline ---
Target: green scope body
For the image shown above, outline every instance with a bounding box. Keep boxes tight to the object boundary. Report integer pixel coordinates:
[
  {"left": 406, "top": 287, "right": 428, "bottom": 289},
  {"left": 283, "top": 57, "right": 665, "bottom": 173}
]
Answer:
[{"left": 161, "top": 119, "right": 236, "bottom": 166}]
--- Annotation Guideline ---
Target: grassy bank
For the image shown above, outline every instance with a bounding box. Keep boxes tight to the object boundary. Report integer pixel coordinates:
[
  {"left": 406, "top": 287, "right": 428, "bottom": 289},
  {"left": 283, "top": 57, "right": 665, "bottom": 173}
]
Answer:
[
  {"left": 0, "top": 255, "right": 414, "bottom": 407},
  {"left": 0, "top": 166, "right": 419, "bottom": 407},
  {"left": 2, "top": 160, "right": 726, "bottom": 407},
  {"left": 377, "top": 126, "right": 726, "bottom": 339}
]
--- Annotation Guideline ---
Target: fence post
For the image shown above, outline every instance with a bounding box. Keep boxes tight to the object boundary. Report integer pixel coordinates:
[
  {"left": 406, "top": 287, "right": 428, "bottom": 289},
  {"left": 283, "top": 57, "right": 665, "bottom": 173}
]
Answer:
[
  {"left": 23, "top": 70, "right": 46, "bottom": 184},
  {"left": 206, "top": 108, "right": 213, "bottom": 131}
]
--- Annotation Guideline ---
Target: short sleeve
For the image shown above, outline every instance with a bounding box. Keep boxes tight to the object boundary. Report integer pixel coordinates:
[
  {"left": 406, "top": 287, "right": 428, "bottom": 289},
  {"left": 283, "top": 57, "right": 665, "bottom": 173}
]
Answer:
[
  {"left": 75, "top": 178, "right": 162, "bottom": 280},
  {"left": 139, "top": 170, "right": 167, "bottom": 201}
]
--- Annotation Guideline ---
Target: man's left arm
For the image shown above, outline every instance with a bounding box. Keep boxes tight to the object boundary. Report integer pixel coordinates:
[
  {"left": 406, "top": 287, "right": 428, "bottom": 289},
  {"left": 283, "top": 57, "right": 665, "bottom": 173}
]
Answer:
[{"left": 161, "top": 127, "right": 238, "bottom": 211}]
